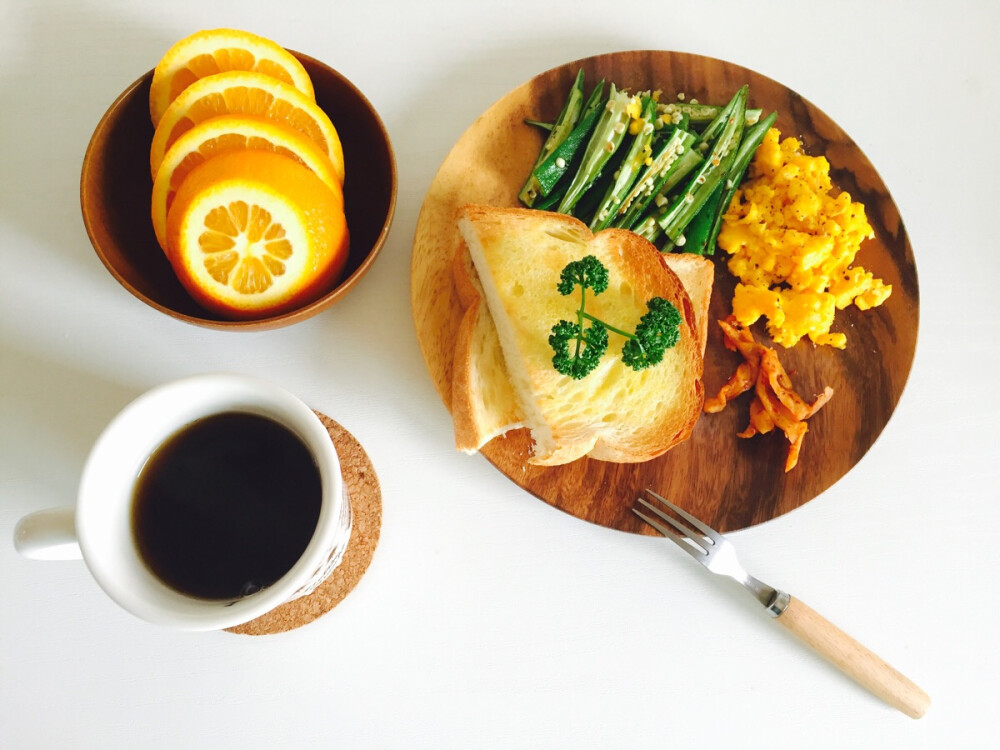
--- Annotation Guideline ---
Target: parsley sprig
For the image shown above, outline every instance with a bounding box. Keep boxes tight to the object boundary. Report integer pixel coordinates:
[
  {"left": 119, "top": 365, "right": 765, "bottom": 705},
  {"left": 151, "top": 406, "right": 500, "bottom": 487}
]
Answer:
[{"left": 548, "top": 256, "right": 682, "bottom": 380}]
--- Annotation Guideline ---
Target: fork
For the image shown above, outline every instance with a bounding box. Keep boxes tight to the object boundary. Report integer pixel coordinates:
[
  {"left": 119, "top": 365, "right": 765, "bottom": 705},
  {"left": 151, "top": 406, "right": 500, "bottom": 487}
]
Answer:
[{"left": 634, "top": 489, "right": 930, "bottom": 719}]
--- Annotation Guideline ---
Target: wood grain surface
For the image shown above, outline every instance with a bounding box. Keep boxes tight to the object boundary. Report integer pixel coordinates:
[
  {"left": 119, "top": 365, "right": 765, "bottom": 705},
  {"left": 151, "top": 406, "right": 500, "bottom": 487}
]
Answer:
[
  {"left": 776, "top": 597, "right": 930, "bottom": 718},
  {"left": 411, "top": 50, "right": 918, "bottom": 534}
]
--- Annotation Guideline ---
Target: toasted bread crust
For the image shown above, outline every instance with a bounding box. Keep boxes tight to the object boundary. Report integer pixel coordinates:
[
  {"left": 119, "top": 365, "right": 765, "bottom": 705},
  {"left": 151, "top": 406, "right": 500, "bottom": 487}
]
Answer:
[
  {"left": 454, "top": 205, "right": 704, "bottom": 465},
  {"left": 661, "top": 253, "right": 713, "bottom": 356},
  {"left": 582, "top": 227, "right": 704, "bottom": 463},
  {"left": 452, "top": 241, "right": 523, "bottom": 452},
  {"left": 451, "top": 275, "right": 489, "bottom": 452}
]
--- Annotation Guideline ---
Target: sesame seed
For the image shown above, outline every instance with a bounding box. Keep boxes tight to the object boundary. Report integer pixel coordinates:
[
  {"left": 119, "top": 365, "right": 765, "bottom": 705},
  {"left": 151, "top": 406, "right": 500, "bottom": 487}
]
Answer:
[
  {"left": 677, "top": 92, "right": 686, "bottom": 101},
  {"left": 555, "top": 157, "right": 566, "bottom": 169}
]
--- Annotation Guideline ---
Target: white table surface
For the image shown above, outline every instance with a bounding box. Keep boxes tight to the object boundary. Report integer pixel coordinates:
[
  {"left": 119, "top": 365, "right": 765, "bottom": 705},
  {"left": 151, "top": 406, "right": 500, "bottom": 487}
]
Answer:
[{"left": 2, "top": 0, "right": 997, "bottom": 747}]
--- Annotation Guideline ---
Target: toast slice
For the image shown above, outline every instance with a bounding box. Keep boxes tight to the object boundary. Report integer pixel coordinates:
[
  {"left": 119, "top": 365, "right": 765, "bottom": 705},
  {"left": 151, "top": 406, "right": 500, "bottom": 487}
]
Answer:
[
  {"left": 452, "top": 242, "right": 714, "bottom": 454},
  {"left": 453, "top": 205, "right": 705, "bottom": 466}
]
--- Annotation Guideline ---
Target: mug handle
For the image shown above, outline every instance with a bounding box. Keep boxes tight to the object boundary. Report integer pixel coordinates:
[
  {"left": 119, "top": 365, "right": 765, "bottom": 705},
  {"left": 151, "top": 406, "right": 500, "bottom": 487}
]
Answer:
[{"left": 14, "top": 508, "right": 81, "bottom": 560}]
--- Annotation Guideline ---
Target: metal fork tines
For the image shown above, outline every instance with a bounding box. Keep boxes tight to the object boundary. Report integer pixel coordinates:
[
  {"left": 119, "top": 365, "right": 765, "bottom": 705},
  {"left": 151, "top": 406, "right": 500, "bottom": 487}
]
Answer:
[{"left": 633, "top": 489, "right": 789, "bottom": 616}]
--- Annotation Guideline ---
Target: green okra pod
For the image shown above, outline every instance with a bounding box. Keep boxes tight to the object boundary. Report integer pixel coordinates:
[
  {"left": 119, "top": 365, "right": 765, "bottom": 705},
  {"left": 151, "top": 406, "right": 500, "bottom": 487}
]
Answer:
[
  {"left": 699, "top": 110, "right": 778, "bottom": 256},
  {"left": 526, "top": 79, "right": 606, "bottom": 202},
  {"left": 633, "top": 214, "right": 663, "bottom": 244},
  {"left": 533, "top": 69, "right": 585, "bottom": 167},
  {"left": 658, "top": 101, "right": 761, "bottom": 131},
  {"left": 518, "top": 70, "right": 587, "bottom": 206},
  {"left": 534, "top": 179, "right": 570, "bottom": 211},
  {"left": 589, "top": 96, "right": 658, "bottom": 231},
  {"left": 616, "top": 128, "right": 700, "bottom": 231},
  {"left": 656, "top": 85, "right": 748, "bottom": 243},
  {"left": 680, "top": 181, "right": 726, "bottom": 255},
  {"left": 557, "top": 84, "right": 633, "bottom": 216}
]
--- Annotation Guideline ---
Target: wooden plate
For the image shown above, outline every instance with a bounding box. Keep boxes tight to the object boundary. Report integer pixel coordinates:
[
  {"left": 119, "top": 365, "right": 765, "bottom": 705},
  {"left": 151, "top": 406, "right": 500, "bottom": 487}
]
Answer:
[{"left": 411, "top": 50, "right": 918, "bottom": 534}]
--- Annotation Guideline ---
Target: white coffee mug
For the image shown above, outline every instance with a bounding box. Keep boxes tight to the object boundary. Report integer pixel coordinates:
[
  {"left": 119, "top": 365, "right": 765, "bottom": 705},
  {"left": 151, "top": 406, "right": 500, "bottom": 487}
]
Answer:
[{"left": 13, "top": 373, "right": 352, "bottom": 631}]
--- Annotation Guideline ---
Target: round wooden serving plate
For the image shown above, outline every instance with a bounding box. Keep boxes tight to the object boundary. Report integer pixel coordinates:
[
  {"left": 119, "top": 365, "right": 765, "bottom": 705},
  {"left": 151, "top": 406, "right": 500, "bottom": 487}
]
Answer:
[{"left": 411, "top": 50, "right": 918, "bottom": 534}]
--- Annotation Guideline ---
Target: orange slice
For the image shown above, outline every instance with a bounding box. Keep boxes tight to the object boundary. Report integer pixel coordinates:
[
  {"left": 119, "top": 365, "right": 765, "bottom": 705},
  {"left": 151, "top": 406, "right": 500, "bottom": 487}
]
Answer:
[
  {"left": 149, "top": 28, "right": 314, "bottom": 126},
  {"left": 151, "top": 115, "right": 342, "bottom": 252},
  {"left": 150, "top": 70, "right": 344, "bottom": 181},
  {"left": 165, "top": 150, "right": 349, "bottom": 319}
]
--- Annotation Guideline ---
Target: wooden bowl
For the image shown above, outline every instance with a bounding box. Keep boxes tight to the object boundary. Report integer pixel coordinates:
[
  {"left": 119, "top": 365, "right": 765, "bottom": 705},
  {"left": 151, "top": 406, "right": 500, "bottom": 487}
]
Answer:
[
  {"left": 412, "top": 50, "right": 919, "bottom": 534},
  {"left": 81, "top": 52, "right": 396, "bottom": 330}
]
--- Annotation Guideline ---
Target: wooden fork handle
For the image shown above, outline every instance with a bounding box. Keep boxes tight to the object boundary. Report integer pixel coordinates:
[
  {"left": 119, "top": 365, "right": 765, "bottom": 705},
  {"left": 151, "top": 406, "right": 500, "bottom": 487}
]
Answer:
[{"left": 776, "top": 596, "right": 930, "bottom": 718}]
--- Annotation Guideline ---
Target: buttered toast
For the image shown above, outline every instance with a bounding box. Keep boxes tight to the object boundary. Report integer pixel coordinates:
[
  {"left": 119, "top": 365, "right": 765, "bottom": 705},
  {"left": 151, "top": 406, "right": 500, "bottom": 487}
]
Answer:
[
  {"left": 453, "top": 205, "right": 705, "bottom": 466},
  {"left": 452, "top": 237, "right": 714, "bottom": 454}
]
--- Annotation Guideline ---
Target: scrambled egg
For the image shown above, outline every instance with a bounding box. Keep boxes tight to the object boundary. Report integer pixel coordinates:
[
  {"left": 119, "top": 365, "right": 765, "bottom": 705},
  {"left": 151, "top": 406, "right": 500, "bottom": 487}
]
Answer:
[{"left": 718, "top": 128, "right": 891, "bottom": 348}]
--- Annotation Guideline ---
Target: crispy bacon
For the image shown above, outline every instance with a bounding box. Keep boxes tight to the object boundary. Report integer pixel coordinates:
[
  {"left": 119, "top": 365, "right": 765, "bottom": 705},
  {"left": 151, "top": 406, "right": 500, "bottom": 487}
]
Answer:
[{"left": 707, "top": 316, "right": 833, "bottom": 472}]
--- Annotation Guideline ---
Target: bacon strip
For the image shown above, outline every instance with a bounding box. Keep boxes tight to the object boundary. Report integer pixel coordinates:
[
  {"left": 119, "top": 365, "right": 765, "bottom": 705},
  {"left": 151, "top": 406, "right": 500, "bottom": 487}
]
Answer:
[{"left": 707, "top": 316, "right": 833, "bottom": 472}]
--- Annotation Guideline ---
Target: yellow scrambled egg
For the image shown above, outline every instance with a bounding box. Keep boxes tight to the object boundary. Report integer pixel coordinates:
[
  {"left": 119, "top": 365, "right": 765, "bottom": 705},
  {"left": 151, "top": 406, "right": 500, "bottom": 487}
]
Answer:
[{"left": 718, "top": 128, "right": 891, "bottom": 348}]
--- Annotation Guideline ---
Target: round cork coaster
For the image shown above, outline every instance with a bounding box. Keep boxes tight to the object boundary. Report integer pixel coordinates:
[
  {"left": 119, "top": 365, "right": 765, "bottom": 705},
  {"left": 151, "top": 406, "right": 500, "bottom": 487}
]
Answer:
[{"left": 225, "top": 412, "right": 381, "bottom": 636}]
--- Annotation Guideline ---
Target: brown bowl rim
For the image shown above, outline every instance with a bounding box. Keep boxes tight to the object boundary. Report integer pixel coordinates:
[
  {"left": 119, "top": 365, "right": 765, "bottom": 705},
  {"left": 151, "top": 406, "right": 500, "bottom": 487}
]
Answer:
[{"left": 80, "top": 51, "right": 397, "bottom": 331}]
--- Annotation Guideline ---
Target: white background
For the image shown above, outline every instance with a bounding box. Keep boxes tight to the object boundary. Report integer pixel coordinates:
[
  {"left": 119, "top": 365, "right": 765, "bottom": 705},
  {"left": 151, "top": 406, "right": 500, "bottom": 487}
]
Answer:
[{"left": 2, "top": 0, "right": 997, "bottom": 747}]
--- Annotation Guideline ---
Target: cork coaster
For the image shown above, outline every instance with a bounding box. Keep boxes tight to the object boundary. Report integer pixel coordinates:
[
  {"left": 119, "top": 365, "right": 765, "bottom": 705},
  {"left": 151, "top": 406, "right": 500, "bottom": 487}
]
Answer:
[{"left": 226, "top": 413, "right": 381, "bottom": 636}]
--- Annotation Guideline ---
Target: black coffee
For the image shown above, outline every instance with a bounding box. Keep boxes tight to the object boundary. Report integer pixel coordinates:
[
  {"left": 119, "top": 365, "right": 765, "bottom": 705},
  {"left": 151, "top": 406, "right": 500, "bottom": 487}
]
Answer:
[{"left": 131, "top": 412, "right": 322, "bottom": 600}]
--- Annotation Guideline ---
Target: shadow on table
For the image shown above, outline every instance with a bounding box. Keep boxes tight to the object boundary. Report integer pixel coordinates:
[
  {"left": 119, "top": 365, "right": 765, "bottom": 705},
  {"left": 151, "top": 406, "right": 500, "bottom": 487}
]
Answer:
[
  {"left": 0, "top": 341, "right": 141, "bottom": 518},
  {"left": 0, "top": 4, "right": 173, "bottom": 277}
]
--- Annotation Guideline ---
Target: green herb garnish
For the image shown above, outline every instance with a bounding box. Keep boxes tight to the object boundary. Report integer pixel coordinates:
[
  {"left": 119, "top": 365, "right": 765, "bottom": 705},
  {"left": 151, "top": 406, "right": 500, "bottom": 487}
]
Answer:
[{"left": 549, "top": 256, "right": 681, "bottom": 380}]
